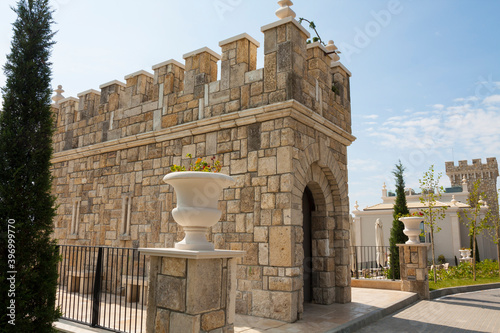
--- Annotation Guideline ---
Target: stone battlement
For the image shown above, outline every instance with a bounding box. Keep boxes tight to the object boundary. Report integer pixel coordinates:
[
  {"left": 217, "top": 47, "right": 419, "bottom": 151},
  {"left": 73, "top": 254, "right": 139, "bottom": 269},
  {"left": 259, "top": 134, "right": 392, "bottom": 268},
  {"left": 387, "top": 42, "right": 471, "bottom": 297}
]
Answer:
[
  {"left": 445, "top": 157, "right": 499, "bottom": 180},
  {"left": 52, "top": 23, "right": 351, "bottom": 155}
]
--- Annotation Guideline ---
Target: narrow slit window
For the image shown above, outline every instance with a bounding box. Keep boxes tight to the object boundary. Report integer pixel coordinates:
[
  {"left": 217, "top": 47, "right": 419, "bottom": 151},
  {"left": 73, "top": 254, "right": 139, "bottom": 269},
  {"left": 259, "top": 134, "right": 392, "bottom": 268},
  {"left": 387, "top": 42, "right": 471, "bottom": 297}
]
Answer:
[
  {"left": 121, "top": 195, "right": 132, "bottom": 236},
  {"left": 70, "top": 199, "right": 81, "bottom": 235}
]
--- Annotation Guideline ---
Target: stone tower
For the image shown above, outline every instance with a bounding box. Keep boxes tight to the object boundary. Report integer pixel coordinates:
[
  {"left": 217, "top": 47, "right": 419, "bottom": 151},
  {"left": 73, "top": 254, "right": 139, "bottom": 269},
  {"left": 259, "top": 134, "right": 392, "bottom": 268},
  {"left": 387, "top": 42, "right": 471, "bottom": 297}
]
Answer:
[
  {"left": 50, "top": 2, "right": 355, "bottom": 322},
  {"left": 445, "top": 158, "right": 499, "bottom": 220}
]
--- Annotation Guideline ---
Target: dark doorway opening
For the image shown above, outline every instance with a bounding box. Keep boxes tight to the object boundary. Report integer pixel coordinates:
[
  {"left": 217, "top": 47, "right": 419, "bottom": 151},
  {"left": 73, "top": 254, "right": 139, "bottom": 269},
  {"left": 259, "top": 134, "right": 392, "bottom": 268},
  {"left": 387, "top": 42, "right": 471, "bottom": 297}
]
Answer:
[{"left": 302, "top": 186, "right": 315, "bottom": 303}]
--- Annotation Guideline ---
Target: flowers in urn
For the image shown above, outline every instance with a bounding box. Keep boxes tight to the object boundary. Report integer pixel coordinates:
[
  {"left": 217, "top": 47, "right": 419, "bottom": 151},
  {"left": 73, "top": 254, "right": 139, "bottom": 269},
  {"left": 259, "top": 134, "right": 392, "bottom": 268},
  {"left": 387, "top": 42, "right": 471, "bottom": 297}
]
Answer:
[
  {"left": 170, "top": 154, "right": 222, "bottom": 173},
  {"left": 401, "top": 211, "right": 424, "bottom": 218}
]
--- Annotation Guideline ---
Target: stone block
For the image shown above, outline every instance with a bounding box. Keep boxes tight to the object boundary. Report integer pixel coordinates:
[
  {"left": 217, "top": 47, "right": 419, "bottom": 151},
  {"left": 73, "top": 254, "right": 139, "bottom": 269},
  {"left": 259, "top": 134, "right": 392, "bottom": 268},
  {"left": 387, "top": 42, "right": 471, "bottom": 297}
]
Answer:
[
  {"left": 251, "top": 290, "right": 297, "bottom": 322},
  {"left": 269, "top": 226, "right": 293, "bottom": 267},
  {"left": 186, "top": 259, "right": 222, "bottom": 314},
  {"left": 169, "top": 312, "right": 200, "bottom": 333},
  {"left": 243, "top": 242, "right": 258, "bottom": 266},
  {"left": 230, "top": 63, "right": 247, "bottom": 88},
  {"left": 258, "top": 156, "right": 277, "bottom": 176},
  {"left": 254, "top": 227, "right": 268, "bottom": 242},
  {"left": 201, "top": 310, "right": 225, "bottom": 331},
  {"left": 264, "top": 53, "right": 277, "bottom": 92},
  {"left": 161, "top": 257, "right": 186, "bottom": 278},
  {"left": 261, "top": 193, "right": 276, "bottom": 210},
  {"left": 248, "top": 151, "right": 258, "bottom": 171},
  {"left": 155, "top": 308, "right": 170, "bottom": 333},
  {"left": 245, "top": 69, "right": 264, "bottom": 84},
  {"left": 240, "top": 187, "right": 255, "bottom": 212},
  {"left": 156, "top": 275, "right": 186, "bottom": 312},
  {"left": 259, "top": 243, "right": 269, "bottom": 265},
  {"left": 269, "top": 277, "right": 293, "bottom": 291}
]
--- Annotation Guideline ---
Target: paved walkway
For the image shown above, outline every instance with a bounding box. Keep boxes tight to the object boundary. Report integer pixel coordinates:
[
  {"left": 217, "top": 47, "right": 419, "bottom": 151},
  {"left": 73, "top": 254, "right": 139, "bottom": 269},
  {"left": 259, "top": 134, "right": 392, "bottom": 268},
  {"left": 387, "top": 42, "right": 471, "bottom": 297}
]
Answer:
[
  {"left": 356, "top": 288, "right": 500, "bottom": 333},
  {"left": 234, "top": 288, "right": 417, "bottom": 332}
]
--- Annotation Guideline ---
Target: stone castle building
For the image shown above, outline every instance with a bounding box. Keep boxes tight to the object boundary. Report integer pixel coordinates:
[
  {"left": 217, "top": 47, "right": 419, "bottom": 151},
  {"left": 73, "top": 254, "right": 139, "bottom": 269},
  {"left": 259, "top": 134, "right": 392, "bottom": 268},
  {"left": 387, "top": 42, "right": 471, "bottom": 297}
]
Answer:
[
  {"left": 50, "top": 3, "right": 355, "bottom": 322},
  {"left": 446, "top": 157, "right": 499, "bottom": 222}
]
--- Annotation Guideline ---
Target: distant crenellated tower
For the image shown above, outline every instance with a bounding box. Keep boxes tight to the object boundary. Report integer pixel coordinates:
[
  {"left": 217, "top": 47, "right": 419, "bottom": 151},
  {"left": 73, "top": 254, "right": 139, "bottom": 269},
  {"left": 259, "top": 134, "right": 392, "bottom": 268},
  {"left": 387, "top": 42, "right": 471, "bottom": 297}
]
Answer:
[{"left": 445, "top": 158, "right": 499, "bottom": 221}]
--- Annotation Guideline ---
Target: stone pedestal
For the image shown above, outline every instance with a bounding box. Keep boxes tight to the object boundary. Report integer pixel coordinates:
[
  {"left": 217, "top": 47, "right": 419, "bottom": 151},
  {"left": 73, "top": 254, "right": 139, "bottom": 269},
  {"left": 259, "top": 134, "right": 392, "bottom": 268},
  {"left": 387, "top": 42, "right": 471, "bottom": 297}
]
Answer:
[
  {"left": 139, "top": 248, "right": 244, "bottom": 333},
  {"left": 397, "top": 244, "right": 430, "bottom": 299}
]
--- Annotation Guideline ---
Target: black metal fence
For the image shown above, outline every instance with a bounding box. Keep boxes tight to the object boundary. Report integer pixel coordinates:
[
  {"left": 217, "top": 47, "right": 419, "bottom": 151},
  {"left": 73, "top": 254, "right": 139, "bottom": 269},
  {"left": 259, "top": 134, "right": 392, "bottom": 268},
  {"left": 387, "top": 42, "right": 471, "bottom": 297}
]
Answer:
[
  {"left": 56, "top": 245, "right": 147, "bottom": 333},
  {"left": 351, "top": 246, "right": 396, "bottom": 280}
]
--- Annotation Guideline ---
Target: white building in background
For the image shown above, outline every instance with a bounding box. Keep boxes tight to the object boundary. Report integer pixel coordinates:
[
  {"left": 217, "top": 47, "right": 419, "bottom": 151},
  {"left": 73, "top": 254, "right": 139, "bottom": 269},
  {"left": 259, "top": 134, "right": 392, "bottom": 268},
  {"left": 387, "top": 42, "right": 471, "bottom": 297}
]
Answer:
[{"left": 352, "top": 177, "right": 496, "bottom": 265}]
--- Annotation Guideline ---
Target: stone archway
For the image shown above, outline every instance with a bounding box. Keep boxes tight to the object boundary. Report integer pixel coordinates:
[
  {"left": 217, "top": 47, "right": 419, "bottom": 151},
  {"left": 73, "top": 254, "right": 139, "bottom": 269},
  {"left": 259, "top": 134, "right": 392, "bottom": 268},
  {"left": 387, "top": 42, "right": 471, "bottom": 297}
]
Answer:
[
  {"left": 302, "top": 185, "right": 315, "bottom": 303},
  {"left": 293, "top": 141, "right": 351, "bottom": 306}
]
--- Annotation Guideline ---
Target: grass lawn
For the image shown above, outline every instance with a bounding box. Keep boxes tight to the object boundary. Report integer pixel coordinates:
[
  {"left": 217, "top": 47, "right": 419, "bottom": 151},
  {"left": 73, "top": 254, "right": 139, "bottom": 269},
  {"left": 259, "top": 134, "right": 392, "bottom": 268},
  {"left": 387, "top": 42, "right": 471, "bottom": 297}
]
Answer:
[{"left": 429, "top": 277, "right": 500, "bottom": 291}]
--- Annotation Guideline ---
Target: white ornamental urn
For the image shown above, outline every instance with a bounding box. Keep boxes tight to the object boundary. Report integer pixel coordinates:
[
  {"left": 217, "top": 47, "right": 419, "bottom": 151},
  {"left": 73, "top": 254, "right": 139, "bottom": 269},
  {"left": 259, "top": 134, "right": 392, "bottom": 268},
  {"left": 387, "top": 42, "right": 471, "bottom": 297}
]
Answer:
[
  {"left": 398, "top": 216, "right": 423, "bottom": 245},
  {"left": 459, "top": 249, "right": 471, "bottom": 260},
  {"left": 163, "top": 171, "right": 235, "bottom": 251}
]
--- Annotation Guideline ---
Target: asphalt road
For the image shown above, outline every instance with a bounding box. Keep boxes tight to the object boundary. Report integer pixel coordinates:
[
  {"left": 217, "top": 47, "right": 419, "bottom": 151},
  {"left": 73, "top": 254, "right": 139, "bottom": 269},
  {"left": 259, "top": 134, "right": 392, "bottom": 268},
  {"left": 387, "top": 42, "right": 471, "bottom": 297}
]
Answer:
[{"left": 356, "top": 288, "right": 500, "bottom": 333}]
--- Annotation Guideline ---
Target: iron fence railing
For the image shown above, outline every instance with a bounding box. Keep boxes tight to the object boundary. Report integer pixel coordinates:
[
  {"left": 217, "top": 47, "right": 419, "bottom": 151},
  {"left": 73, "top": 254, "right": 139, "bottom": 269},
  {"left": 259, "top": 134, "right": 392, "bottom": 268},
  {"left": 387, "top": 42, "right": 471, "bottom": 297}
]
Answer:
[
  {"left": 351, "top": 245, "right": 397, "bottom": 280},
  {"left": 56, "top": 245, "right": 147, "bottom": 333}
]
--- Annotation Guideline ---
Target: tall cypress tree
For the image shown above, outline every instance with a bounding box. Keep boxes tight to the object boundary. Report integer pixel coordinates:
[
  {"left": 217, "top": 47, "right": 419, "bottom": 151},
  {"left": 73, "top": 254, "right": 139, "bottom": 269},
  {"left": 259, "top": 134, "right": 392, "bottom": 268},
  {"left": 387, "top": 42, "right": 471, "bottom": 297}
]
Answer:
[
  {"left": 0, "top": 1, "right": 60, "bottom": 331},
  {"left": 389, "top": 161, "right": 409, "bottom": 279}
]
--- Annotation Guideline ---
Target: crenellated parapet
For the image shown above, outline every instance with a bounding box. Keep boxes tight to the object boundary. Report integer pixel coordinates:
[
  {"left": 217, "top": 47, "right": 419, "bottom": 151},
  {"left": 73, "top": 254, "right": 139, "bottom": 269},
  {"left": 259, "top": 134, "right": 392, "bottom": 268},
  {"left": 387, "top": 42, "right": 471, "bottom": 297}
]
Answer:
[{"left": 51, "top": 9, "right": 352, "bottom": 155}]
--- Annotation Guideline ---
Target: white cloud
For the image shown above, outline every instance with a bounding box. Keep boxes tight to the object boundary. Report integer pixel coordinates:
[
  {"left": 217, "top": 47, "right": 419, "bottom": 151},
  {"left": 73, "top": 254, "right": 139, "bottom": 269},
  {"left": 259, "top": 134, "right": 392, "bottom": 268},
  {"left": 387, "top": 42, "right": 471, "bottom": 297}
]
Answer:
[
  {"left": 368, "top": 93, "right": 500, "bottom": 157},
  {"left": 483, "top": 95, "right": 500, "bottom": 105},
  {"left": 432, "top": 104, "right": 444, "bottom": 110},
  {"left": 362, "top": 114, "right": 379, "bottom": 119}
]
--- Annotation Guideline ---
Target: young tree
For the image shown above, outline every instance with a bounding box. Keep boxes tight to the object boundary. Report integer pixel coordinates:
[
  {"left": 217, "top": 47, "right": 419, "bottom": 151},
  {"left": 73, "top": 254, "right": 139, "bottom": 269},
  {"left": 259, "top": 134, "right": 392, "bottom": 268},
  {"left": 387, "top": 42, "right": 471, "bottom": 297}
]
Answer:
[
  {"left": 419, "top": 165, "right": 447, "bottom": 283},
  {"left": 389, "top": 161, "right": 409, "bottom": 279},
  {"left": 0, "top": 1, "right": 60, "bottom": 331},
  {"left": 460, "top": 179, "right": 490, "bottom": 281},
  {"left": 491, "top": 189, "right": 500, "bottom": 278}
]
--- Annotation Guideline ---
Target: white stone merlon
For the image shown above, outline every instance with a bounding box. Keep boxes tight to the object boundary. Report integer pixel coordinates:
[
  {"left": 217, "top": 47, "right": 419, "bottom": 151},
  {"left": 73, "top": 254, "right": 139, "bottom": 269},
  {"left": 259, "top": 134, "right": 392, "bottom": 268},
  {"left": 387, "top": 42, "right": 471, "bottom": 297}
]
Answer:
[
  {"left": 331, "top": 61, "right": 352, "bottom": 77},
  {"left": 124, "top": 70, "right": 154, "bottom": 80},
  {"left": 77, "top": 89, "right": 101, "bottom": 97},
  {"left": 58, "top": 96, "right": 79, "bottom": 104},
  {"left": 307, "top": 41, "right": 328, "bottom": 53},
  {"left": 99, "top": 80, "right": 126, "bottom": 89},
  {"left": 261, "top": 16, "right": 310, "bottom": 37},
  {"left": 219, "top": 33, "right": 261, "bottom": 48},
  {"left": 152, "top": 59, "right": 185, "bottom": 70},
  {"left": 183, "top": 46, "right": 221, "bottom": 60}
]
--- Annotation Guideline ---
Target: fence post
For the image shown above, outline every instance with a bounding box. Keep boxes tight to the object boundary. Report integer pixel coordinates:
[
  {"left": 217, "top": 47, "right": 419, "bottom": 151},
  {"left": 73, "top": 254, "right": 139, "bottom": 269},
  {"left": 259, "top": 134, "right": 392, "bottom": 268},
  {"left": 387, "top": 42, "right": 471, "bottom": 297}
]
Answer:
[
  {"left": 355, "top": 247, "right": 359, "bottom": 279},
  {"left": 91, "top": 247, "right": 103, "bottom": 327}
]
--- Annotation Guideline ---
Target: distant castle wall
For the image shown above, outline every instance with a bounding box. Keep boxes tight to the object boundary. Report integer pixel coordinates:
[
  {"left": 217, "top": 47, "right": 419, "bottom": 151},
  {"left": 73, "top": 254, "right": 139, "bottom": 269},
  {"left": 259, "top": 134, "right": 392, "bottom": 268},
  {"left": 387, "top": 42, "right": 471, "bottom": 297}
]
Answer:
[{"left": 446, "top": 157, "right": 499, "bottom": 221}]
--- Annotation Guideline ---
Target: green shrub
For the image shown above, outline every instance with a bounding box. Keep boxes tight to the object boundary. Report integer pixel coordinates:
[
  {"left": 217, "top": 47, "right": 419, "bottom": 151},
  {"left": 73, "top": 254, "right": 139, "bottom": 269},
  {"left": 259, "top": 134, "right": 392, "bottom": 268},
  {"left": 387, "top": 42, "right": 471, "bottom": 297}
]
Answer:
[
  {"left": 437, "top": 255, "right": 446, "bottom": 265},
  {"left": 435, "top": 260, "right": 499, "bottom": 281}
]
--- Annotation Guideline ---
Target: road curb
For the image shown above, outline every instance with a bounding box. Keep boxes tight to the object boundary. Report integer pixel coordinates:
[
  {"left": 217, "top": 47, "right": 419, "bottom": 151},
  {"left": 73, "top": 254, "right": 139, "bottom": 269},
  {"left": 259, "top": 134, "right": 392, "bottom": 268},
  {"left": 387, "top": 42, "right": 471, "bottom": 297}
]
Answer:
[
  {"left": 429, "top": 282, "right": 500, "bottom": 299},
  {"left": 326, "top": 293, "right": 420, "bottom": 333}
]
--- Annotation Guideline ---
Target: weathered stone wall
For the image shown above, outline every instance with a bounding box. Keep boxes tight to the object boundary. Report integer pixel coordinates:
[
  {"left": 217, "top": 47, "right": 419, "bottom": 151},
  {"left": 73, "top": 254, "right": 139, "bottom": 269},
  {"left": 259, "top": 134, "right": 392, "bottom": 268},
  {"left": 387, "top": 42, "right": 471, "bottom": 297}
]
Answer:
[{"left": 51, "top": 17, "right": 354, "bottom": 322}]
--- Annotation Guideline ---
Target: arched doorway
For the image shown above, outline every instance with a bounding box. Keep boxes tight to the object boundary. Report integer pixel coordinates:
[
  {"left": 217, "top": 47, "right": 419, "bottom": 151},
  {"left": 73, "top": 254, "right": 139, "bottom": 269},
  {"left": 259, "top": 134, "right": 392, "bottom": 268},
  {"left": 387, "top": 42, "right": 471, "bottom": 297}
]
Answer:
[{"left": 302, "top": 186, "right": 315, "bottom": 303}]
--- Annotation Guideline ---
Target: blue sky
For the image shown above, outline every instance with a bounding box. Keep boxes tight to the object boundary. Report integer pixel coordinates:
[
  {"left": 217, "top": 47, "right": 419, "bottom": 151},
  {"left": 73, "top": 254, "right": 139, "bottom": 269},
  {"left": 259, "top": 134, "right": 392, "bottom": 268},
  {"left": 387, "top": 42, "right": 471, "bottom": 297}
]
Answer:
[{"left": 1, "top": 0, "right": 499, "bottom": 211}]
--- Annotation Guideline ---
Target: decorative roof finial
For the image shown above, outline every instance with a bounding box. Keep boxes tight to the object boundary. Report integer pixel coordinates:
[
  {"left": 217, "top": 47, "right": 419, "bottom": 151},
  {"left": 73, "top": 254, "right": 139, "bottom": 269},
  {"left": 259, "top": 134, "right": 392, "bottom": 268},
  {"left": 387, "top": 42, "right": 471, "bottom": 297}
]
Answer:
[
  {"left": 382, "top": 182, "right": 386, "bottom": 190},
  {"left": 354, "top": 201, "right": 359, "bottom": 211},
  {"left": 326, "top": 40, "right": 340, "bottom": 61},
  {"left": 462, "top": 175, "right": 467, "bottom": 185},
  {"left": 276, "top": 0, "right": 296, "bottom": 20},
  {"left": 52, "top": 85, "right": 65, "bottom": 104},
  {"left": 451, "top": 195, "right": 457, "bottom": 206}
]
